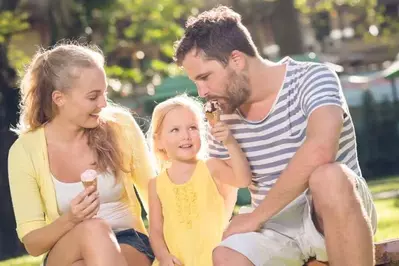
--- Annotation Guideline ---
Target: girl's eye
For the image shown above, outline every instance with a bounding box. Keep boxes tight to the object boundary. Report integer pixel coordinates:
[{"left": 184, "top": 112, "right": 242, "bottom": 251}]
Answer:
[
  {"left": 189, "top": 126, "right": 198, "bottom": 131},
  {"left": 171, "top": 128, "right": 178, "bottom": 133}
]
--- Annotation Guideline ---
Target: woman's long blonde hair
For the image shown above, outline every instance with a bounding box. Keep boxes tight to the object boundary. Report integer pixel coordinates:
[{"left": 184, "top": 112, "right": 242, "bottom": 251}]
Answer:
[
  {"left": 15, "top": 43, "right": 128, "bottom": 176},
  {"left": 147, "top": 94, "right": 208, "bottom": 172}
]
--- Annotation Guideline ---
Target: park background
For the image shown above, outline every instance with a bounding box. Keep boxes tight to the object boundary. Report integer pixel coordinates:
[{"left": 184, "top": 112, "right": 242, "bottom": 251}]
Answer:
[{"left": 0, "top": 0, "right": 398, "bottom": 265}]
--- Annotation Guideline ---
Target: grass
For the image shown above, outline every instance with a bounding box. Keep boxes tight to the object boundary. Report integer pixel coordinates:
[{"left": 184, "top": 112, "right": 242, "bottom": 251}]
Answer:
[
  {"left": 0, "top": 255, "right": 43, "bottom": 266},
  {"left": 367, "top": 176, "right": 399, "bottom": 195},
  {"left": 1, "top": 177, "right": 398, "bottom": 266},
  {"left": 374, "top": 198, "right": 399, "bottom": 242}
]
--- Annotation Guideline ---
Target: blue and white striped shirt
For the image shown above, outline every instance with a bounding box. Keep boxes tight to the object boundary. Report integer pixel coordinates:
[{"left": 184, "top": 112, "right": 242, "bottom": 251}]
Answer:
[{"left": 208, "top": 58, "right": 361, "bottom": 207}]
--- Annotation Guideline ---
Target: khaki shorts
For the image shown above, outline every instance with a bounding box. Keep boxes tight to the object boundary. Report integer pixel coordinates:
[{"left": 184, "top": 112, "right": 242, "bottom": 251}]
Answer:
[{"left": 219, "top": 177, "right": 377, "bottom": 266}]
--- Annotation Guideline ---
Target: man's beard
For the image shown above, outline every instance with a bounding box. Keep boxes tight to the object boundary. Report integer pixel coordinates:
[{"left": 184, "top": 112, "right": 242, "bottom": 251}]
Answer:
[{"left": 222, "top": 70, "right": 250, "bottom": 114}]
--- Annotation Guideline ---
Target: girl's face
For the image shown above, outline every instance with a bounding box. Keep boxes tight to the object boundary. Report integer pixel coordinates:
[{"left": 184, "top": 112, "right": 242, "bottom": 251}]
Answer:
[{"left": 158, "top": 106, "right": 202, "bottom": 163}]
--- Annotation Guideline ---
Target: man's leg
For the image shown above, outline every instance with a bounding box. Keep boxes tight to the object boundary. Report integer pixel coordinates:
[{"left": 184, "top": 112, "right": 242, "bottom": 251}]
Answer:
[
  {"left": 213, "top": 246, "right": 253, "bottom": 266},
  {"left": 213, "top": 230, "right": 304, "bottom": 266},
  {"left": 309, "top": 163, "right": 375, "bottom": 266}
]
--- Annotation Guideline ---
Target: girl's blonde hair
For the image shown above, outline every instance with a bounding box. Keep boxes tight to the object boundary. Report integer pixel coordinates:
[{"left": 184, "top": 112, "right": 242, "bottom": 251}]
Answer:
[
  {"left": 147, "top": 94, "right": 207, "bottom": 171},
  {"left": 15, "top": 42, "right": 128, "bottom": 177}
]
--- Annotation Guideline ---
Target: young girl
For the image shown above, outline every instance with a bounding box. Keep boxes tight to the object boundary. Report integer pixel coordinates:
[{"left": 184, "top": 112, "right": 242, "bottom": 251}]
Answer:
[{"left": 147, "top": 94, "right": 252, "bottom": 266}]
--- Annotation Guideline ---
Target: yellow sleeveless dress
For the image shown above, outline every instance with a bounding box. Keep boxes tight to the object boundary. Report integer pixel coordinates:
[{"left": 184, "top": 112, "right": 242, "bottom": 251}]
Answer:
[{"left": 152, "top": 160, "right": 226, "bottom": 266}]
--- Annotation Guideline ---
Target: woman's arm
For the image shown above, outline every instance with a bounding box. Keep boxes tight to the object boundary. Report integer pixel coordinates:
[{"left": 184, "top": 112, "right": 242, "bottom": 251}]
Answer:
[
  {"left": 22, "top": 213, "right": 76, "bottom": 256},
  {"left": 23, "top": 186, "right": 98, "bottom": 256},
  {"left": 148, "top": 179, "right": 171, "bottom": 260},
  {"left": 8, "top": 140, "right": 99, "bottom": 256}
]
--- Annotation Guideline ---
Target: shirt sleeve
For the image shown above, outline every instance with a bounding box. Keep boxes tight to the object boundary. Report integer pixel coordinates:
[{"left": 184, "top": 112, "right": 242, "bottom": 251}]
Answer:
[
  {"left": 127, "top": 115, "right": 156, "bottom": 215},
  {"left": 299, "top": 64, "right": 346, "bottom": 117},
  {"left": 8, "top": 139, "right": 46, "bottom": 241}
]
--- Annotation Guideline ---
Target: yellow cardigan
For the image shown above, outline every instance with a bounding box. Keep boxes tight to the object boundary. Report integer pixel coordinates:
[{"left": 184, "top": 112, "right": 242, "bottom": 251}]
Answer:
[{"left": 8, "top": 112, "right": 155, "bottom": 242}]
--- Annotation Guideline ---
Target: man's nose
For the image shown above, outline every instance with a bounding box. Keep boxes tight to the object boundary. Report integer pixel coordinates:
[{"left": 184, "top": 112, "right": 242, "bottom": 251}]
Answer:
[{"left": 196, "top": 82, "right": 209, "bottom": 98}]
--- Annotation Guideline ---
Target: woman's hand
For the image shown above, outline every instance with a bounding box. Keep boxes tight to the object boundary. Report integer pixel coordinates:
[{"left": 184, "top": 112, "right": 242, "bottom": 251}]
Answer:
[
  {"left": 67, "top": 185, "right": 100, "bottom": 225},
  {"left": 210, "top": 121, "right": 235, "bottom": 146},
  {"left": 159, "top": 253, "right": 182, "bottom": 266}
]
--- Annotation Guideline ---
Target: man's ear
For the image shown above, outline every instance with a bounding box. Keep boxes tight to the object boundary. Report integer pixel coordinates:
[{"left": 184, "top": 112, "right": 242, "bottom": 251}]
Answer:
[
  {"left": 52, "top": 90, "right": 65, "bottom": 107},
  {"left": 230, "top": 50, "right": 247, "bottom": 71}
]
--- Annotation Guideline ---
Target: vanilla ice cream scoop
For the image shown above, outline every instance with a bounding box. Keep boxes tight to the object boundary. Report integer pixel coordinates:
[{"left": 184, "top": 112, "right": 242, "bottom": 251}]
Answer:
[{"left": 81, "top": 169, "right": 98, "bottom": 189}]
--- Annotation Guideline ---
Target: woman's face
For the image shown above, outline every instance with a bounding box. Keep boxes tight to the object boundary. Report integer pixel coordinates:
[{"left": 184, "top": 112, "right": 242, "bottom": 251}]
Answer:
[{"left": 54, "top": 66, "right": 108, "bottom": 129}]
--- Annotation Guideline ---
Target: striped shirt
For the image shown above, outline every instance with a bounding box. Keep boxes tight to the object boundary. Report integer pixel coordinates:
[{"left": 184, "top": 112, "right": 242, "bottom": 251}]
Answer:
[{"left": 208, "top": 57, "right": 361, "bottom": 207}]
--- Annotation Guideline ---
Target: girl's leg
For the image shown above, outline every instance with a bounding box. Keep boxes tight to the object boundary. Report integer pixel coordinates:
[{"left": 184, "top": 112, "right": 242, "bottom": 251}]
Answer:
[{"left": 46, "top": 218, "right": 127, "bottom": 266}]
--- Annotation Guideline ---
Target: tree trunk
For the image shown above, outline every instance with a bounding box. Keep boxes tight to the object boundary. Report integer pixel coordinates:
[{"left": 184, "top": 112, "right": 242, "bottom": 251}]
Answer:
[
  {"left": 0, "top": 0, "right": 27, "bottom": 260},
  {"left": 270, "top": 0, "right": 305, "bottom": 57}
]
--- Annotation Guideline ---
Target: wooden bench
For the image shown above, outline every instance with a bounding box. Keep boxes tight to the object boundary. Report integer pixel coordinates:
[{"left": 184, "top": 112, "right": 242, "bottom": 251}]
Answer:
[{"left": 305, "top": 239, "right": 399, "bottom": 266}]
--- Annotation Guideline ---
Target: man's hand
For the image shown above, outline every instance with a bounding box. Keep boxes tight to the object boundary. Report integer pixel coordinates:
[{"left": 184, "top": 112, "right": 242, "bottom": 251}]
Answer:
[{"left": 222, "top": 213, "right": 262, "bottom": 240}]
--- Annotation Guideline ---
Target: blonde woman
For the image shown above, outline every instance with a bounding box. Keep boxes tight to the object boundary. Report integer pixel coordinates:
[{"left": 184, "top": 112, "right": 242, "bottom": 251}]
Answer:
[{"left": 8, "top": 43, "right": 155, "bottom": 266}]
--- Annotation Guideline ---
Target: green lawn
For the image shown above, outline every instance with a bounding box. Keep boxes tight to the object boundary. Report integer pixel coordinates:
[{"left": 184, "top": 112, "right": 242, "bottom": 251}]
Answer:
[
  {"left": 368, "top": 176, "right": 399, "bottom": 195},
  {"left": 1, "top": 176, "right": 398, "bottom": 266}
]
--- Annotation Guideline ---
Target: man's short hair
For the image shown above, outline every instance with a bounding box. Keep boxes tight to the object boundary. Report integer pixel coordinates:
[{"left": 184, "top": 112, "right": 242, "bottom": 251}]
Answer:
[{"left": 174, "top": 6, "right": 259, "bottom": 66}]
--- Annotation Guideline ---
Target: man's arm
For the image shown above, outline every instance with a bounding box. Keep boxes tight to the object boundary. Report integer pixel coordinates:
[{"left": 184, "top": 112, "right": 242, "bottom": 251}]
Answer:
[{"left": 251, "top": 105, "right": 343, "bottom": 224}]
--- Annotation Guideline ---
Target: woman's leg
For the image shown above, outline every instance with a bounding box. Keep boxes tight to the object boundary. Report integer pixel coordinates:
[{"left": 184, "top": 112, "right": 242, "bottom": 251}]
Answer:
[
  {"left": 46, "top": 218, "right": 127, "bottom": 266},
  {"left": 120, "top": 244, "right": 152, "bottom": 266}
]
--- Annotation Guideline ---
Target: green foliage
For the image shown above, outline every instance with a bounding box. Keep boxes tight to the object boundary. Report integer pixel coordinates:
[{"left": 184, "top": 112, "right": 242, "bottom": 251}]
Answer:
[
  {"left": 295, "top": 0, "right": 377, "bottom": 14},
  {"left": 81, "top": 0, "right": 200, "bottom": 89},
  {"left": 296, "top": 0, "right": 398, "bottom": 46},
  {"left": 0, "top": 11, "right": 29, "bottom": 43}
]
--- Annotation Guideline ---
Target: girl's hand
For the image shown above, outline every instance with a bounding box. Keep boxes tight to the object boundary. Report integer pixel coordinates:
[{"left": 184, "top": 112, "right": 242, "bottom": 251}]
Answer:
[
  {"left": 210, "top": 121, "right": 234, "bottom": 146},
  {"left": 159, "top": 253, "right": 182, "bottom": 266},
  {"left": 67, "top": 185, "right": 100, "bottom": 225}
]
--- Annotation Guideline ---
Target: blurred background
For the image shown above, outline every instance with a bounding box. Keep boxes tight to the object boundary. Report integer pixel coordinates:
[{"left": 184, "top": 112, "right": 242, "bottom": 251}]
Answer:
[{"left": 0, "top": 0, "right": 398, "bottom": 264}]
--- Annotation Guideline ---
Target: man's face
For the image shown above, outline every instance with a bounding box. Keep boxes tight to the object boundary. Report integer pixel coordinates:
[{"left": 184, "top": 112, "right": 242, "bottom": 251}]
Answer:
[{"left": 182, "top": 49, "right": 250, "bottom": 114}]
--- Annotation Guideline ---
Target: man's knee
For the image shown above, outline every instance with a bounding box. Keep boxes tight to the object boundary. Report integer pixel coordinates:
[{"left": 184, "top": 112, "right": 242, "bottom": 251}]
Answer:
[
  {"left": 214, "top": 246, "right": 248, "bottom": 266},
  {"left": 213, "top": 246, "right": 230, "bottom": 266},
  {"left": 309, "top": 163, "right": 359, "bottom": 211}
]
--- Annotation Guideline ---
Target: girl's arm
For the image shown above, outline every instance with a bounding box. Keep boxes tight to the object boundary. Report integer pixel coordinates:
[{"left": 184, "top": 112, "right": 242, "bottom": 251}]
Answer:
[
  {"left": 148, "top": 179, "right": 172, "bottom": 260},
  {"left": 207, "top": 122, "right": 252, "bottom": 188}
]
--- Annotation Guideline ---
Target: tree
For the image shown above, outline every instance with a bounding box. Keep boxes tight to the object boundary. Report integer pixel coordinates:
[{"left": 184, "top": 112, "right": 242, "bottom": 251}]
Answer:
[
  {"left": 0, "top": 1, "right": 30, "bottom": 260},
  {"left": 226, "top": 0, "right": 305, "bottom": 57}
]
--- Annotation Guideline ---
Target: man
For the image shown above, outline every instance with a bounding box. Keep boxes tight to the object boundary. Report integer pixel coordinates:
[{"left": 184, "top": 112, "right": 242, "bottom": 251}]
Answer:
[{"left": 174, "top": 5, "right": 377, "bottom": 266}]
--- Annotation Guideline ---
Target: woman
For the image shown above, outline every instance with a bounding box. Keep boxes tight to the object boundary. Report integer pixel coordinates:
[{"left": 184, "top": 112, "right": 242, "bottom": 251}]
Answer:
[{"left": 8, "top": 43, "right": 155, "bottom": 266}]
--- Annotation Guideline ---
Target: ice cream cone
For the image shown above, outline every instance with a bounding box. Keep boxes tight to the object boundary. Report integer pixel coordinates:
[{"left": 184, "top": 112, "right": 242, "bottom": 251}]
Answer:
[
  {"left": 80, "top": 169, "right": 98, "bottom": 190},
  {"left": 205, "top": 100, "right": 222, "bottom": 126}
]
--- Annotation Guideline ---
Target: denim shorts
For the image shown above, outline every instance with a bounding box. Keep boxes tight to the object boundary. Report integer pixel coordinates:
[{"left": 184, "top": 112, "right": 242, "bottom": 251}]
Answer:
[{"left": 43, "top": 228, "right": 154, "bottom": 265}]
